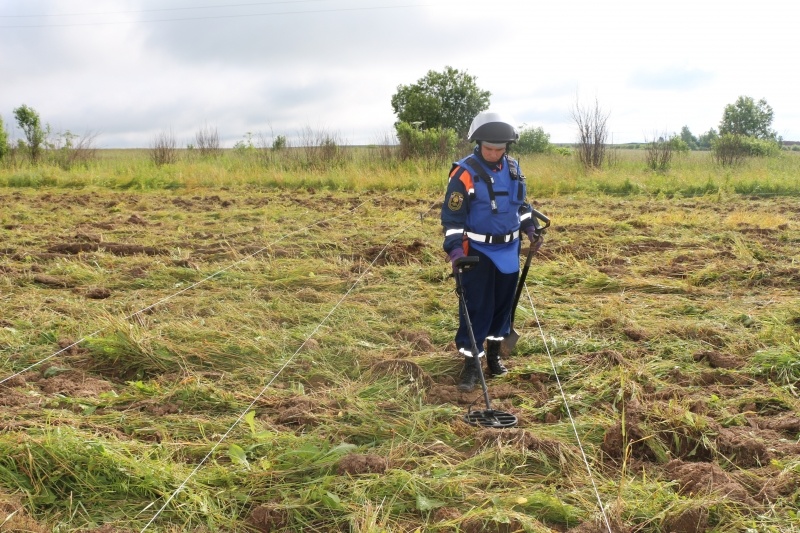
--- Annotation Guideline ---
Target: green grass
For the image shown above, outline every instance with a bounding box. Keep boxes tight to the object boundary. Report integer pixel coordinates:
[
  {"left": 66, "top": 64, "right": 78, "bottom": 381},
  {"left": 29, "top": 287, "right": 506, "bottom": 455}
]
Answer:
[
  {"left": 0, "top": 154, "right": 799, "bottom": 532},
  {"left": 3, "top": 147, "right": 800, "bottom": 197}
]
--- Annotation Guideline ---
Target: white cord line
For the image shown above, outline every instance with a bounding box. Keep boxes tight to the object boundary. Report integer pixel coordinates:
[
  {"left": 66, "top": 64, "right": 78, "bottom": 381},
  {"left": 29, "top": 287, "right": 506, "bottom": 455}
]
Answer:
[
  {"left": 523, "top": 283, "right": 613, "bottom": 533},
  {"left": 139, "top": 223, "right": 419, "bottom": 531},
  {"left": 0, "top": 197, "right": 377, "bottom": 387}
]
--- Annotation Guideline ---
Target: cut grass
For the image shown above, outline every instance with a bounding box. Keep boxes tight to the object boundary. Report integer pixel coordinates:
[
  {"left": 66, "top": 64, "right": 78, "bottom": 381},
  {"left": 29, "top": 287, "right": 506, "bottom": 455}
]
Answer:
[{"left": 1, "top": 176, "right": 799, "bottom": 531}]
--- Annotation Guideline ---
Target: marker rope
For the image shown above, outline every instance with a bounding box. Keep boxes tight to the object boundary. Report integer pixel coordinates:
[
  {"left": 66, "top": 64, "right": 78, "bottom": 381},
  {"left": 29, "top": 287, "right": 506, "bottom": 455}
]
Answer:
[
  {"left": 0, "top": 196, "right": 378, "bottom": 387},
  {"left": 138, "top": 202, "right": 436, "bottom": 531},
  {"left": 524, "top": 283, "right": 613, "bottom": 533}
]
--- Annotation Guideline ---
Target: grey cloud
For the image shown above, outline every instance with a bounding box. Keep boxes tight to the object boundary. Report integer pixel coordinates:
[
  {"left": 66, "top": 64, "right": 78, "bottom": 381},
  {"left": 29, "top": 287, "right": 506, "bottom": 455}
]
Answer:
[{"left": 138, "top": 4, "right": 463, "bottom": 69}]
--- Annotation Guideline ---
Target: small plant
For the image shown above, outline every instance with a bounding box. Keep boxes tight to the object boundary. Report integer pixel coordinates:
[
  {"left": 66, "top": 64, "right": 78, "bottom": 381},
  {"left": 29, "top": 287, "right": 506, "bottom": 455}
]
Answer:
[
  {"left": 194, "top": 124, "right": 222, "bottom": 158},
  {"left": 273, "top": 135, "right": 287, "bottom": 150},
  {"left": 49, "top": 130, "right": 99, "bottom": 170},
  {"left": 644, "top": 133, "right": 675, "bottom": 172},
  {"left": 233, "top": 131, "right": 256, "bottom": 155},
  {"left": 571, "top": 96, "right": 610, "bottom": 170},
  {"left": 149, "top": 129, "right": 178, "bottom": 167},
  {"left": 298, "top": 126, "right": 350, "bottom": 169}
]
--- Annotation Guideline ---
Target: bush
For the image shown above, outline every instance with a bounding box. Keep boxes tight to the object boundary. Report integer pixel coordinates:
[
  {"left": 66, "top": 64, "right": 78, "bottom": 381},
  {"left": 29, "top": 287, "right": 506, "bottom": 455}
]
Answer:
[
  {"left": 49, "top": 130, "right": 98, "bottom": 170},
  {"left": 712, "top": 134, "right": 780, "bottom": 166},
  {"left": 195, "top": 125, "right": 222, "bottom": 158},
  {"left": 150, "top": 129, "right": 179, "bottom": 167},
  {"left": 298, "top": 127, "right": 350, "bottom": 170},
  {"left": 394, "top": 122, "right": 458, "bottom": 162},
  {"left": 514, "top": 126, "right": 551, "bottom": 155}
]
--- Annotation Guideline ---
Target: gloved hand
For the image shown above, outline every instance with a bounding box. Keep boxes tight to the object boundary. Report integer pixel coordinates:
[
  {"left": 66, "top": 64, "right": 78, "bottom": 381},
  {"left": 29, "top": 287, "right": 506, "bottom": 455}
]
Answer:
[
  {"left": 525, "top": 226, "right": 543, "bottom": 242},
  {"left": 525, "top": 226, "right": 545, "bottom": 251},
  {"left": 448, "top": 247, "right": 466, "bottom": 272}
]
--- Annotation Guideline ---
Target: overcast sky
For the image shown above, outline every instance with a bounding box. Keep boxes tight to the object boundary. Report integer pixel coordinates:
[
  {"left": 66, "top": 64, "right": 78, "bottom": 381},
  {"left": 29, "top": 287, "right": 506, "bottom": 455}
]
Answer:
[{"left": 1, "top": 0, "right": 797, "bottom": 148}]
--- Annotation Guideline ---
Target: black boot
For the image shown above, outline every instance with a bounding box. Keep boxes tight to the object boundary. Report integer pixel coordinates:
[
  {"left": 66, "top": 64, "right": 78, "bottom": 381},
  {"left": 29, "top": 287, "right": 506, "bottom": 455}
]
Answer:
[
  {"left": 486, "top": 340, "right": 508, "bottom": 377},
  {"left": 457, "top": 356, "right": 480, "bottom": 392}
]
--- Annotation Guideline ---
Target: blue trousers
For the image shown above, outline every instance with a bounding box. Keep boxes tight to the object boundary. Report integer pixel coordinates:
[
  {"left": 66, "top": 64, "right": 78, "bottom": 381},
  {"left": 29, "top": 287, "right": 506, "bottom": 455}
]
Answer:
[{"left": 455, "top": 248, "right": 519, "bottom": 355}]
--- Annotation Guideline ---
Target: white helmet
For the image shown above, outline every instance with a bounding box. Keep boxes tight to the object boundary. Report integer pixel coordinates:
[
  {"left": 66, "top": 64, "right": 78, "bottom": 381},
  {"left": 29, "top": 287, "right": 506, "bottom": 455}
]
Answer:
[{"left": 467, "top": 111, "right": 519, "bottom": 143}]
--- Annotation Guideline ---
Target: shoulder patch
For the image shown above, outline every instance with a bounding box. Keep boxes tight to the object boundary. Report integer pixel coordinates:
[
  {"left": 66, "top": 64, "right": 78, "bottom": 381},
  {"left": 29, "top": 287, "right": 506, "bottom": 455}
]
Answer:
[{"left": 447, "top": 191, "right": 464, "bottom": 211}]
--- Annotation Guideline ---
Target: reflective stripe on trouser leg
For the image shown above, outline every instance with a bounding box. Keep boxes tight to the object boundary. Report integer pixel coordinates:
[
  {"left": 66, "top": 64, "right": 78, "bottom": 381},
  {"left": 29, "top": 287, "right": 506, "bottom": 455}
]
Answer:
[
  {"left": 458, "top": 348, "right": 485, "bottom": 358},
  {"left": 455, "top": 248, "right": 519, "bottom": 354}
]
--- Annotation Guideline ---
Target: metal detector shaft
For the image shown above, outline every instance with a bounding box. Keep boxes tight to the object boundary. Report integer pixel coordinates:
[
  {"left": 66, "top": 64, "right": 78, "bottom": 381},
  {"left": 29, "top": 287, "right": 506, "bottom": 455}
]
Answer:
[
  {"left": 454, "top": 257, "right": 492, "bottom": 411},
  {"left": 453, "top": 256, "right": 518, "bottom": 428}
]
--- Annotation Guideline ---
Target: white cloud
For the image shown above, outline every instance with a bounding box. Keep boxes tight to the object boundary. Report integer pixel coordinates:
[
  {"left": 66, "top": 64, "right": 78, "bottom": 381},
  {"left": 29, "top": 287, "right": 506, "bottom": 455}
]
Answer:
[{"left": 1, "top": 0, "right": 798, "bottom": 147}]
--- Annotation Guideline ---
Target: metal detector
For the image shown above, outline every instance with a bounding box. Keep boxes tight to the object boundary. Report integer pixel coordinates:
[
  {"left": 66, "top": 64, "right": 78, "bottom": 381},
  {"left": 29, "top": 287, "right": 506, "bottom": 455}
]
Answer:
[
  {"left": 503, "top": 208, "right": 551, "bottom": 353},
  {"left": 453, "top": 256, "right": 518, "bottom": 428}
]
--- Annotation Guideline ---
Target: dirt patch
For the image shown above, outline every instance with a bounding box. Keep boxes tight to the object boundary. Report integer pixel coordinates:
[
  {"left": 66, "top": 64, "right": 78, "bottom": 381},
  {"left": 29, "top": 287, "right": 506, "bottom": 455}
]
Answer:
[
  {"left": 665, "top": 459, "right": 758, "bottom": 507},
  {"left": 0, "top": 494, "right": 48, "bottom": 533},
  {"left": 458, "top": 516, "right": 527, "bottom": 533},
  {"left": 693, "top": 350, "right": 742, "bottom": 369},
  {"left": 33, "top": 366, "right": 114, "bottom": 398},
  {"left": 363, "top": 240, "right": 428, "bottom": 265},
  {"left": 432, "top": 507, "right": 462, "bottom": 524},
  {"left": 662, "top": 506, "right": 709, "bottom": 533},
  {"left": 472, "top": 428, "right": 569, "bottom": 461},
  {"left": 425, "top": 381, "right": 522, "bottom": 409},
  {"left": 368, "top": 359, "right": 433, "bottom": 388},
  {"left": 269, "top": 396, "right": 328, "bottom": 428},
  {"left": 716, "top": 426, "right": 773, "bottom": 467},
  {"left": 33, "top": 274, "right": 75, "bottom": 288},
  {"left": 85, "top": 287, "right": 112, "bottom": 299},
  {"left": 621, "top": 240, "right": 675, "bottom": 255},
  {"left": 337, "top": 453, "right": 388, "bottom": 475},
  {"left": 46, "top": 241, "right": 167, "bottom": 256},
  {"left": 748, "top": 414, "right": 800, "bottom": 435},
  {"left": 396, "top": 329, "right": 435, "bottom": 352},
  {"left": 567, "top": 514, "right": 631, "bottom": 533},
  {"left": 578, "top": 349, "right": 626, "bottom": 367},
  {"left": 248, "top": 502, "right": 289, "bottom": 532},
  {"left": 602, "top": 403, "right": 715, "bottom": 463}
]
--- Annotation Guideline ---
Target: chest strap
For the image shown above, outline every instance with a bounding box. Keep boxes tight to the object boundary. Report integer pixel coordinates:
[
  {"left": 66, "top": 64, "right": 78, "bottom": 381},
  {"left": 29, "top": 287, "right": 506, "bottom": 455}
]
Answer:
[{"left": 463, "top": 158, "right": 499, "bottom": 214}]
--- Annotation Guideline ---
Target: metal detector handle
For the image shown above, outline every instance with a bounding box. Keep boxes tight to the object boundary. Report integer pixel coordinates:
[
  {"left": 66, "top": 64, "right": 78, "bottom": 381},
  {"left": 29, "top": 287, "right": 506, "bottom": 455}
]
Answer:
[
  {"left": 510, "top": 210, "right": 549, "bottom": 326},
  {"left": 454, "top": 256, "right": 479, "bottom": 271},
  {"left": 531, "top": 208, "right": 551, "bottom": 230}
]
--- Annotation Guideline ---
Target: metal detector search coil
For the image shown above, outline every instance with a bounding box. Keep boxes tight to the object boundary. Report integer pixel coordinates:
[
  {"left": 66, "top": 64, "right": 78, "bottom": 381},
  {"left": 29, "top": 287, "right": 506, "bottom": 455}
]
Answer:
[{"left": 463, "top": 408, "right": 518, "bottom": 428}]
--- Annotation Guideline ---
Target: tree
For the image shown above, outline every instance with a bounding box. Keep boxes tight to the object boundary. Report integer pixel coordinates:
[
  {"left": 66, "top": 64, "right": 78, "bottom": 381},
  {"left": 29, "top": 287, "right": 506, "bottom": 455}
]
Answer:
[
  {"left": 13, "top": 104, "right": 47, "bottom": 162},
  {"left": 391, "top": 66, "right": 490, "bottom": 139},
  {"left": 719, "top": 96, "right": 778, "bottom": 140},
  {"left": 0, "top": 115, "right": 9, "bottom": 161},
  {"left": 697, "top": 128, "right": 718, "bottom": 150},
  {"left": 679, "top": 126, "right": 698, "bottom": 150}
]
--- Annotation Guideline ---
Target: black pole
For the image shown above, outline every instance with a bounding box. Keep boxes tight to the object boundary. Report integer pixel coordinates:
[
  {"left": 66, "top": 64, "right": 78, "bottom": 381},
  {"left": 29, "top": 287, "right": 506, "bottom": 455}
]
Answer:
[{"left": 454, "top": 259, "right": 493, "bottom": 411}]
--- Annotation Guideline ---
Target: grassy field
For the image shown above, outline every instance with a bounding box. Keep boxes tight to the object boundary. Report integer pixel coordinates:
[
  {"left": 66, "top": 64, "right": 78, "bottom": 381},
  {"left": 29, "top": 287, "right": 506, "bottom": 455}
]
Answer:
[{"left": 1, "top": 150, "right": 799, "bottom": 532}]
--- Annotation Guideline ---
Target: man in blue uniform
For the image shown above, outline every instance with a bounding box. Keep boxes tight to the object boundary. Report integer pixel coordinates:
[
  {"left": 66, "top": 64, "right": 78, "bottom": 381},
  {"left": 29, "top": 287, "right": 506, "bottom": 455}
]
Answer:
[{"left": 441, "top": 111, "right": 543, "bottom": 392}]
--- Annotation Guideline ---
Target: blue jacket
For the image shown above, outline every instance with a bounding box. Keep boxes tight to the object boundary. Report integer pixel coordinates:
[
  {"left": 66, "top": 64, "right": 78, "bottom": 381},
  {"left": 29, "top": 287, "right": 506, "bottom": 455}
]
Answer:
[{"left": 441, "top": 147, "right": 536, "bottom": 273}]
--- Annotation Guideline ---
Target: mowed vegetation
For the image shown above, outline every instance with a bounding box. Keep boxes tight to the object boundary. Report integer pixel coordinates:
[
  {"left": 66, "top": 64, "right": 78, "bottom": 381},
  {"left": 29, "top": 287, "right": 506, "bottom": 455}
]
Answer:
[{"left": 1, "top": 149, "right": 799, "bottom": 532}]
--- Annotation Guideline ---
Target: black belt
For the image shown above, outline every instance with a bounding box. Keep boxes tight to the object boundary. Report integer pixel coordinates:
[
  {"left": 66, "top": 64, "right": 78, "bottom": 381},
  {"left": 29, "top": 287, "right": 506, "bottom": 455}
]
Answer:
[{"left": 466, "top": 230, "right": 519, "bottom": 244}]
